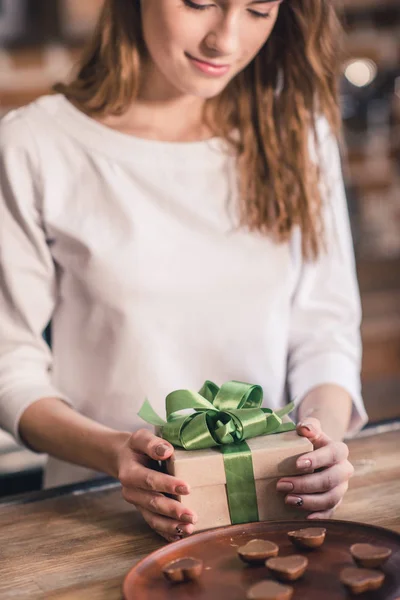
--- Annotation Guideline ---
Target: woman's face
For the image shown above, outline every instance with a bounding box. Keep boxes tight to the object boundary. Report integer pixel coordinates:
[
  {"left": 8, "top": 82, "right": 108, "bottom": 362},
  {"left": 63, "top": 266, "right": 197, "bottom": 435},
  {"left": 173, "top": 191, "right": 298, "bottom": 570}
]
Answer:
[{"left": 140, "top": 0, "right": 282, "bottom": 100}]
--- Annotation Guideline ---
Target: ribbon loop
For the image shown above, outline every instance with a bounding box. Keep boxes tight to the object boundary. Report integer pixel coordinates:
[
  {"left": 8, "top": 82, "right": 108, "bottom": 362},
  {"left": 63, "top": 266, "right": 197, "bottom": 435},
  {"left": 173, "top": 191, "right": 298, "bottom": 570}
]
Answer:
[
  {"left": 213, "top": 381, "right": 263, "bottom": 411},
  {"left": 166, "top": 389, "right": 215, "bottom": 417},
  {"left": 139, "top": 380, "right": 295, "bottom": 450}
]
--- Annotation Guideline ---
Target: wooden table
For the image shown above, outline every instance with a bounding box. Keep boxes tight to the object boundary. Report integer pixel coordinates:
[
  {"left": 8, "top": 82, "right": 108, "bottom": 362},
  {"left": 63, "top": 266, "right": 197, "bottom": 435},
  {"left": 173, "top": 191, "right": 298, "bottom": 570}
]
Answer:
[{"left": 0, "top": 425, "right": 399, "bottom": 600}]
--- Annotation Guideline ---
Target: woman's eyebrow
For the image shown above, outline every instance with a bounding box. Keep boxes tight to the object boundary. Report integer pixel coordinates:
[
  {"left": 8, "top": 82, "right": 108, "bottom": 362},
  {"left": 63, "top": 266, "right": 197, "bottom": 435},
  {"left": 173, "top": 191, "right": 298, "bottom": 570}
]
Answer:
[
  {"left": 220, "top": 0, "right": 283, "bottom": 6},
  {"left": 248, "top": 0, "right": 283, "bottom": 5}
]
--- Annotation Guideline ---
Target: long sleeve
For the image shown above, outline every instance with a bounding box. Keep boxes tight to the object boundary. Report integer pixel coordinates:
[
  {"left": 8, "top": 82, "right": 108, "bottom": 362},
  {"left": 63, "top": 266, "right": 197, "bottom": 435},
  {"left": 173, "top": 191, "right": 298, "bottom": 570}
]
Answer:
[
  {"left": 287, "top": 119, "right": 368, "bottom": 437},
  {"left": 0, "top": 113, "right": 71, "bottom": 444}
]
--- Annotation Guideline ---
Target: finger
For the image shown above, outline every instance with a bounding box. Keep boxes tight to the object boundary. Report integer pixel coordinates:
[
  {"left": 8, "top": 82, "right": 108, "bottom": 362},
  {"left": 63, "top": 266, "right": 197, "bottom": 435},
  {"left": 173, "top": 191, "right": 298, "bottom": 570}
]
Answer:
[
  {"left": 277, "top": 461, "right": 354, "bottom": 495},
  {"left": 163, "top": 534, "right": 184, "bottom": 543},
  {"left": 284, "top": 481, "right": 348, "bottom": 512},
  {"left": 120, "top": 462, "right": 191, "bottom": 496},
  {"left": 277, "top": 463, "right": 353, "bottom": 496},
  {"left": 307, "top": 498, "right": 344, "bottom": 521},
  {"left": 123, "top": 489, "right": 197, "bottom": 524},
  {"left": 140, "top": 507, "right": 195, "bottom": 537},
  {"left": 129, "top": 429, "right": 175, "bottom": 461},
  {"left": 296, "top": 418, "right": 332, "bottom": 449},
  {"left": 150, "top": 527, "right": 177, "bottom": 543},
  {"left": 295, "top": 441, "right": 349, "bottom": 471},
  {"left": 306, "top": 509, "right": 336, "bottom": 520}
]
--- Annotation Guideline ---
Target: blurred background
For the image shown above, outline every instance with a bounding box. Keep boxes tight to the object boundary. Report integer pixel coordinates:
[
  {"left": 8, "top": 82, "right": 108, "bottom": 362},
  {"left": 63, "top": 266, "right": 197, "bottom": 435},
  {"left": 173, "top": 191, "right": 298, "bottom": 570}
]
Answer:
[{"left": 0, "top": 0, "right": 399, "bottom": 496}]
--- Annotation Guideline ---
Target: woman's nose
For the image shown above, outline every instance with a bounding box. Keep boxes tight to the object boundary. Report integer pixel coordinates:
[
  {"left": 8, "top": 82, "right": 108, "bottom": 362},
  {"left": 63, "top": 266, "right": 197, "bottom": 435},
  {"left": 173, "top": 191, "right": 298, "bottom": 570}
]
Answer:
[{"left": 204, "top": 15, "right": 240, "bottom": 57}]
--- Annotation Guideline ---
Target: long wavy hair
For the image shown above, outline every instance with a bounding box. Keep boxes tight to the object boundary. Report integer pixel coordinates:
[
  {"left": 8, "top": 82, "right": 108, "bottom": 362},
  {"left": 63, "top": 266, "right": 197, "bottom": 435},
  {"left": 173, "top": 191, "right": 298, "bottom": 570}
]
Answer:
[{"left": 55, "top": 0, "right": 344, "bottom": 259}]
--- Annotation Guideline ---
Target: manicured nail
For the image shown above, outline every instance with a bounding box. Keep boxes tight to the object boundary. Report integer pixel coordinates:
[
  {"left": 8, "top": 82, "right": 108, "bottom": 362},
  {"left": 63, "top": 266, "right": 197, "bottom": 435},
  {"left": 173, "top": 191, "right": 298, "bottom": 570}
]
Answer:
[
  {"left": 155, "top": 444, "right": 170, "bottom": 457},
  {"left": 175, "top": 485, "right": 190, "bottom": 495},
  {"left": 276, "top": 481, "right": 294, "bottom": 493},
  {"left": 286, "top": 496, "right": 304, "bottom": 507},
  {"left": 297, "top": 458, "right": 312, "bottom": 469},
  {"left": 298, "top": 422, "right": 314, "bottom": 432},
  {"left": 180, "top": 513, "right": 197, "bottom": 524}
]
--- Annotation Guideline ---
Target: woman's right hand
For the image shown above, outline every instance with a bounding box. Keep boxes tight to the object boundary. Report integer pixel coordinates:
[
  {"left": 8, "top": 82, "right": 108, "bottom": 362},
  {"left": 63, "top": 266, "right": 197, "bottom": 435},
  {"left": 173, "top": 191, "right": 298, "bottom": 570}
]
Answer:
[{"left": 116, "top": 428, "right": 197, "bottom": 542}]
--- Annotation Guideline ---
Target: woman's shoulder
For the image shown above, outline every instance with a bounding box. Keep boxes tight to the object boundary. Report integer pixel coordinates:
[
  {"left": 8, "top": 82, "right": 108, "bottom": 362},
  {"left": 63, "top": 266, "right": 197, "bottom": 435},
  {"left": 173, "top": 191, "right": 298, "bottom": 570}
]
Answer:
[
  {"left": 0, "top": 94, "right": 65, "bottom": 153},
  {"left": 0, "top": 104, "right": 34, "bottom": 151}
]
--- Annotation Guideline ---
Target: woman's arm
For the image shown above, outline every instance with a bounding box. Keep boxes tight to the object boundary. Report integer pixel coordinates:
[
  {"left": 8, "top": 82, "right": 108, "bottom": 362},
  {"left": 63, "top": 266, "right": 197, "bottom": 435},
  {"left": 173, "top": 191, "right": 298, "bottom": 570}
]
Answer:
[
  {"left": 278, "top": 120, "right": 368, "bottom": 519},
  {"left": 287, "top": 117, "right": 368, "bottom": 437},
  {"left": 19, "top": 397, "right": 197, "bottom": 542},
  {"left": 297, "top": 383, "right": 353, "bottom": 442},
  {"left": 0, "top": 117, "right": 195, "bottom": 542},
  {"left": 19, "top": 397, "right": 130, "bottom": 478}
]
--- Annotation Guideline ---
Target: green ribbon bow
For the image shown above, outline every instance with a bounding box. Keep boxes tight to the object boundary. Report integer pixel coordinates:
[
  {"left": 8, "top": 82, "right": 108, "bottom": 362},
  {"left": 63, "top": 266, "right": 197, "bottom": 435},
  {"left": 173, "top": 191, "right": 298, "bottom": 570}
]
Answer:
[{"left": 138, "top": 380, "right": 295, "bottom": 525}]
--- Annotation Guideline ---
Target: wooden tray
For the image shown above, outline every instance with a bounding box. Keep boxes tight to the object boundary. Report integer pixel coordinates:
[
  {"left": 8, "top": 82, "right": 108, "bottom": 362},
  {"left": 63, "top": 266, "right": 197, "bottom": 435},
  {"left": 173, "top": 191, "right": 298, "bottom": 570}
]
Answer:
[{"left": 123, "top": 519, "right": 400, "bottom": 599}]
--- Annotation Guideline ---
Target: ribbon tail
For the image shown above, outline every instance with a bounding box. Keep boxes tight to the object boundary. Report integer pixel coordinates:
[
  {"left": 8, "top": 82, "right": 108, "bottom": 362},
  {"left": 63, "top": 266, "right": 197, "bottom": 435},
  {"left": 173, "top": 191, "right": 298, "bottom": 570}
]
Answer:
[
  {"left": 273, "top": 401, "right": 296, "bottom": 432},
  {"left": 275, "top": 401, "right": 295, "bottom": 419},
  {"left": 137, "top": 399, "right": 167, "bottom": 427},
  {"left": 221, "top": 441, "right": 259, "bottom": 525}
]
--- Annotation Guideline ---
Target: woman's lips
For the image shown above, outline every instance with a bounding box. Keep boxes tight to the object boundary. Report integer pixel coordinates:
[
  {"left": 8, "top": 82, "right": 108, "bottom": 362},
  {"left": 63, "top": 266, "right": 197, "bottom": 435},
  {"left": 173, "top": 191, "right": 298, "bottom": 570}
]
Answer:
[{"left": 186, "top": 53, "right": 231, "bottom": 77}]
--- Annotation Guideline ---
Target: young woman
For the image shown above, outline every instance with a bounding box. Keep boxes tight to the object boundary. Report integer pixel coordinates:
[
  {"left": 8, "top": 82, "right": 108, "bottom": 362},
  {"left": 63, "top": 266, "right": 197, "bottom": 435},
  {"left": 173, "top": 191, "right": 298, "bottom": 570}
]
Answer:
[{"left": 0, "top": 0, "right": 367, "bottom": 543}]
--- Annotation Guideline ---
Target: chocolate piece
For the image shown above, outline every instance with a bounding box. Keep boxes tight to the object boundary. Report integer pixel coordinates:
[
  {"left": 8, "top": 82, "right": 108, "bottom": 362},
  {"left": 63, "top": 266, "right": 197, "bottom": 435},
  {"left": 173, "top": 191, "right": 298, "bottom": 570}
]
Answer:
[
  {"left": 266, "top": 555, "right": 308, "bottom": 581},
  {"left": 350, "top": 543, "right": 392, "bottom": 568},
  {"left": 162, "top": 557, "right": 203, "bottom": 583},
  {"left": 246, "top": 580, "right": 294, "bottom": 600},
  {"left": 340, "top": 567, "right": 385, "bottom": 594},
  {"left": 238, "top": 539, "right": 279, "bottom": 564},
  {"left": 287, "top": 527, "right": 326, "bottom": 549}
]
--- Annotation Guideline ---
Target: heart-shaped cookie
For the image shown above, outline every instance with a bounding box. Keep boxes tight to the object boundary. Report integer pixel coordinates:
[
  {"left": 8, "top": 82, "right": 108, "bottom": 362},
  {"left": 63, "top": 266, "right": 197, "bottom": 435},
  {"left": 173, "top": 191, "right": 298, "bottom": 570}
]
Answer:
[
  {"left": 162, "top": 557, "right": 203, "bottom": 583},
  {"left": 340, "top": 566, "right": 385, "bottom": 594},
  {"left": 350, "top": 543, "right": 392, "bottom": 568},
  {"left": 266, "top": 555, "right": 308, "bottom": 581},
  {"left": 287, "top": 527, "right": 326, "bottom": 549},
  {"left": 238, "top": 539, "right": 279, "bottom": 564},
  {"left": 246, "top": 580, "right": 294, "bottom": 600}
]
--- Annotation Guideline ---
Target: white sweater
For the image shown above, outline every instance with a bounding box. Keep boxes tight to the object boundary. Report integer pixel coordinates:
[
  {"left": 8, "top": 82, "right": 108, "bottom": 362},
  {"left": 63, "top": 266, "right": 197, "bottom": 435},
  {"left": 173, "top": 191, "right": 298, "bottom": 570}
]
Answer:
[{"left": 0, "top": 94, "right": 368, "bottom": 488}]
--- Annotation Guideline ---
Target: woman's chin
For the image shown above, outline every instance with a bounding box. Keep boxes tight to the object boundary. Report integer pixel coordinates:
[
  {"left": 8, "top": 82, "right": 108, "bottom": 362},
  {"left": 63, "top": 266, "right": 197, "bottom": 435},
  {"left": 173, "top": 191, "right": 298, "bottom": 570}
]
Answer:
[{"left": 179, "top": 79, "right": 230, "bottom": 100}]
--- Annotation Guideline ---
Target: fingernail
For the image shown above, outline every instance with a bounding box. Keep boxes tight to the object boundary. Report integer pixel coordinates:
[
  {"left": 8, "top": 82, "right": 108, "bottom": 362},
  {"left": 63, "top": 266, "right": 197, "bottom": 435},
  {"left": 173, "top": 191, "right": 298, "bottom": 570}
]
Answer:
[
  {"left": 297, "top": 458, "right": 312, "bottom": 469},
  {"left": 174, "top": 524, "right": 194, "bottom": 537},
  {"left": 181, "top": 513, "right": 197, "bottom": 524},
  {"left": 155, "top": 444, "right": 170, "bottom": 457},
  {"left": 171, "top": 535, "right": 182, "bottom": 541},
  {"left": 286, "top": 496, "right": 304, "bottom": 507},
  {"left": 175, "top": 485, "right": 190, "bottom": 495},
  {"left": 298, "top": 422, "right": 314, "bottom": 432},
  {"left": 276, "top": 481, "right": 294, "bottom": 493}
]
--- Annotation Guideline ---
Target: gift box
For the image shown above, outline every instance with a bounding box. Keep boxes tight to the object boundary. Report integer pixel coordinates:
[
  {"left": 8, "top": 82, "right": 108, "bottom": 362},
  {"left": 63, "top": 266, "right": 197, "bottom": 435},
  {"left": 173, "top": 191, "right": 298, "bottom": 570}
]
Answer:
[
  {"left": 139, "top": 380, "right": 313, "bottom": 532},
  {"left": 167, "top": 425, "right": 312, "bottom": 531}
]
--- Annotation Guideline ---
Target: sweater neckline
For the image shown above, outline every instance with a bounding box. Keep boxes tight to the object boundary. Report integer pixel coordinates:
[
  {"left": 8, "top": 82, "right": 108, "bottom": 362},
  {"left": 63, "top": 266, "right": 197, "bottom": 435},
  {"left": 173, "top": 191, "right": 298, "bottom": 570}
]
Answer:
[{"left": 36, "top": 94, "right": 229, "bottom": 164}]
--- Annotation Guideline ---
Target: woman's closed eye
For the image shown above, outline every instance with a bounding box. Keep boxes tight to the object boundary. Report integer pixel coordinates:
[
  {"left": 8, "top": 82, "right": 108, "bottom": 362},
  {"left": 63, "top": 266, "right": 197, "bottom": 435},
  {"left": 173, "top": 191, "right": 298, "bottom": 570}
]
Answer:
[
  {"left": 183, "top": 0, "right": 213, "bottom": 11},
  {"left": 183, "top": 0, "right": 273, "bottom": 19}
]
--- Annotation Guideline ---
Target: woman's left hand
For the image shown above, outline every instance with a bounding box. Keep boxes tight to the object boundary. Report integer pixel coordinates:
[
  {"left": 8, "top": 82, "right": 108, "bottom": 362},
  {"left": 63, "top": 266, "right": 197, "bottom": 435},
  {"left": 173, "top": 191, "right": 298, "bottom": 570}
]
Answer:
[{"left": 276, "top": 417, "right": 354, "bottom": 519}]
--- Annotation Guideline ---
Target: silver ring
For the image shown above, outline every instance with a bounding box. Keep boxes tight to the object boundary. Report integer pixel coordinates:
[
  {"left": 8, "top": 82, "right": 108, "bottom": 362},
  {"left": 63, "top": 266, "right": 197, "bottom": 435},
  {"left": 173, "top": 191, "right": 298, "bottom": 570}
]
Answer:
[{"left": 176, "top": 526, "right": 183, "bottom": 535}]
